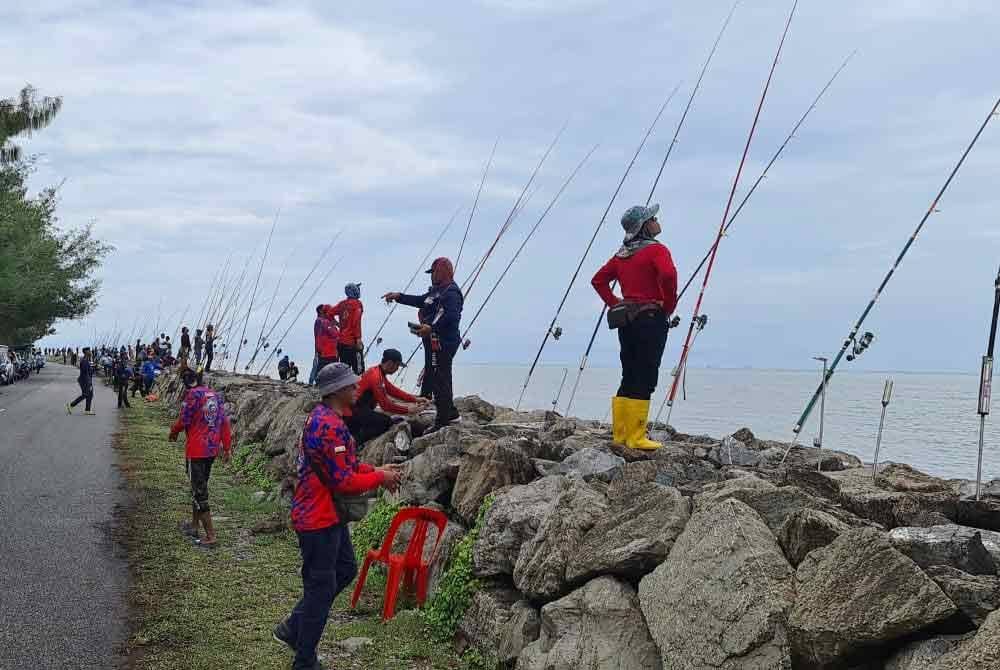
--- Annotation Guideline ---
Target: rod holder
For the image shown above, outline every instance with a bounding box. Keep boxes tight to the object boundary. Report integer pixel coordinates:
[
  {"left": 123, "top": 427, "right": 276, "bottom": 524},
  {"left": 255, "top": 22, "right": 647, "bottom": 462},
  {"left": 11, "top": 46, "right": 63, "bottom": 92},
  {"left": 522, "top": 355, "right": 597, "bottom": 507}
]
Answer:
[{"left": 873, "top": 378, "right": 893, "bottom": 482}]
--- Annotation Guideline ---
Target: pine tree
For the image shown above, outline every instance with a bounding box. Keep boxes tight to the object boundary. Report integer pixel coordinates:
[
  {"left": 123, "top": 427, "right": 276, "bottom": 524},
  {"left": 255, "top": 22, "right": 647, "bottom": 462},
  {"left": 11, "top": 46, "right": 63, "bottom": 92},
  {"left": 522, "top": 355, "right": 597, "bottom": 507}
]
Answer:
[{"left": 0, "top": 85, "right": 62, "bottom": 163}]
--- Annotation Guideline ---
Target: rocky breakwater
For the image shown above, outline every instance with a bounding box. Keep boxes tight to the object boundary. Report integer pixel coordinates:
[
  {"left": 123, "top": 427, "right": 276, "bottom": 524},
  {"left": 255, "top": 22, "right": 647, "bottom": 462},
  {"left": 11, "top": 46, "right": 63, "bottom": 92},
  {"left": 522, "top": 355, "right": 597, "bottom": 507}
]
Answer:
[{"left": 156, "top": 371, "right": 1000, "bottom": 669}]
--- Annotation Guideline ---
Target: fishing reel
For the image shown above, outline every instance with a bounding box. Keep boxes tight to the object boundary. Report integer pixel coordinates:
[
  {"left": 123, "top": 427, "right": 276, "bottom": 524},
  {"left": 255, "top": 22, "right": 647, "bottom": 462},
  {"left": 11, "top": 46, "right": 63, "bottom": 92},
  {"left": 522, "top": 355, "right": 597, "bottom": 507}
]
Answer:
[
  {"left": 667, "top": 315, "right": 681, "bottom": 329},
  {"left": 276, "top": 348, "right": 283, "bottom": 356},
  {"left": 550, "top": 326, "right": 563, "bottom": 341},
  {"left": 462, "top": 338, "right": 472, "bottom": 350},
  {"left": 846, "top": 331, "right": 874, "bottom": 362},
  {"left": 693, "top": 314, "right": 708, "bottom": 331}
]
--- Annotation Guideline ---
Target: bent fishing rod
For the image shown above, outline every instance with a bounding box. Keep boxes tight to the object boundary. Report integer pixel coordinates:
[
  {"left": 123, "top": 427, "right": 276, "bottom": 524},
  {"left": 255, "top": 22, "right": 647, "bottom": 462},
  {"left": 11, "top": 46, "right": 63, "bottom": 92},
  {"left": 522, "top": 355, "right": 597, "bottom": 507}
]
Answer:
[
  {"left": 663, "top": 0, "right": 799, "bottom": 427},
  {"left": 640, "top": 52, "right": 858, "bottom": 423},
  {"left": 244, "top": 231, "right": 342, "bottom": 367},
  {"left": 514, "top": 82, "right": 681, "bottom": 410},
  {"left": 460, "top": 143, "right": 600, "bottom": 349},
  {"left": 253, "top": 243, "right": 298, "bottom": 359},
  {"left": 779, "top": 95, "right": 1000, "bottom": 460},
  {"left": 455, "top": 138, "right": 498, "bottom": 272},
  {"left": 255, "top": 255, "right": 346, "bottom": 376},
  {"left": 562, "top": 2, "right": 741, "bottom": 414},
  {"left": 233, "top": 208, "right": 280, "bottom": 372},
  {"left": 366, "top": 206, "right": 463, "bottom": 353}
]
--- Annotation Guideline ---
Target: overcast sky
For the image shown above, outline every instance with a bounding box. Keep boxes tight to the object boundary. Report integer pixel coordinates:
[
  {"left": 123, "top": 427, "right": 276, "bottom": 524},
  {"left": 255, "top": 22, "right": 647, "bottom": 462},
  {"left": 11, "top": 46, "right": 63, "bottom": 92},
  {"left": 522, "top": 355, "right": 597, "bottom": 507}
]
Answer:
[{"left": 7, "top": 0, "right": 1000, "bottom": 374}]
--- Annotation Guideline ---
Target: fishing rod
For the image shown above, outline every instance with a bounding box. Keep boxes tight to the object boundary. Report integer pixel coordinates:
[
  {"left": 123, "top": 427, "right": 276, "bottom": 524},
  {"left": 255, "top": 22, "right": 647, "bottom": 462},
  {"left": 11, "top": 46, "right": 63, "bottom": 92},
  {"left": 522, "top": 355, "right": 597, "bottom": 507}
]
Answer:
[
  {"left": 974, "top": 266, "right": 1000, "bottom": 500},
  {"left": 781, "top": 95, "right": 1000, "bottom": 462},
  {"left": 245, "top": 231, "right": 342, "bottom": 366},
  {"left": 644, "top": 50, "right": 857, "bottom": 423},
  {"left": 563, "top": 4, "right": 741, "bottom": 415},
  {"left": 233, "top": 209, "right": 280, "bottom": 372},
  {"left": 459, "top": 143, "right": 599, "bottom": 349},
  {"left": 256, "top": 255, "right": 345, "bottom": 376},
  {"left": 514, "top": 82, "right": 682, "bottom": 410},
  {"left": 663, "top": 0, "right": 799, "bottom": 427},
  {"left": 366, "top": 207, "right": 463, "bottom": 353},
  {"left": 455, "top": 138, "right": 498, "bottom": 272},
  {"left": 203, "top": 252, "right": 235, "bottom": 328},
  {"left": 247, "top": 243, "right": 298, "bottom": 369},
  {"left": 195, "top": 253, "right": 230, "bottom": 330},
  {"left": 461, "top": 121, "right": 568, "bottom": 298}
]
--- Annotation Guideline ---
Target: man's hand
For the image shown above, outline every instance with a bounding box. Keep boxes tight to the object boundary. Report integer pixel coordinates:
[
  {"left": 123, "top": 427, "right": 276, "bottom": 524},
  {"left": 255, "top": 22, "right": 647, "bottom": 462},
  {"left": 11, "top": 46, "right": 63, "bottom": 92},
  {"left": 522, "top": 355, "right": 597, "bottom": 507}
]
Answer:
[
  {"left": 382, "top": 292, "right": 401, "bottom": 303},
  {"left": 416, "top": 324, "right": 432, "bottom": 337},
  {"left": 168, "top": 431, "right": 179, "bottom": 442},
  {"left": 379, "top": 465, "right": 403, "bottom": 492}
]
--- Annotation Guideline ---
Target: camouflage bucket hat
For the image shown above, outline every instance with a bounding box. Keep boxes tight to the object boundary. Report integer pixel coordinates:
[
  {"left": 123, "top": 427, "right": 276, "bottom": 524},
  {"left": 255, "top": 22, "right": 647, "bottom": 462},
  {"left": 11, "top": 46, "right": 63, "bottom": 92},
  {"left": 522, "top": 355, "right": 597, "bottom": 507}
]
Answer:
[{"left": 620, "top": 203, "right": 660, "bottom": 240}]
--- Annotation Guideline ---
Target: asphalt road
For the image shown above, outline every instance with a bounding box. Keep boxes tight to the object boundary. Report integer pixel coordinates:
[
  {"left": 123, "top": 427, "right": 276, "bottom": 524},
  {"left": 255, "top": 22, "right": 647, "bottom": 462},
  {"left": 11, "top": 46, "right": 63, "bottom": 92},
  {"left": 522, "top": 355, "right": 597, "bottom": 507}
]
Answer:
[{"left": 0, "top": 363, "right": 127, "bottom": 669}]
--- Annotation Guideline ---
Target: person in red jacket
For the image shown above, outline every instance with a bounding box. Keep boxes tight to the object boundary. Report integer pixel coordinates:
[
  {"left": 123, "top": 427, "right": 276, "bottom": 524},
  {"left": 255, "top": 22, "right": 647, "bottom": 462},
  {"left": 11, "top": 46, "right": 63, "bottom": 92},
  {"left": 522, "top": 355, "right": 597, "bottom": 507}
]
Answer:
[
  {"left": 344, "top": 348, "right": 430, "bottom": 444},
  {"left": 591, "top": 203, "right": 677, "bottom": 451},
  {"left": 273, "top": 362, "right": 402, "bottom": 670},
  {"left": 313, "top": 304, "right": 340, "bottom": 372},
  {"left": 168, "top": 368, "right": 232, "bottom": 546},
  {"left": 329, "top": 283, "right": 364, "bottom": 374}
]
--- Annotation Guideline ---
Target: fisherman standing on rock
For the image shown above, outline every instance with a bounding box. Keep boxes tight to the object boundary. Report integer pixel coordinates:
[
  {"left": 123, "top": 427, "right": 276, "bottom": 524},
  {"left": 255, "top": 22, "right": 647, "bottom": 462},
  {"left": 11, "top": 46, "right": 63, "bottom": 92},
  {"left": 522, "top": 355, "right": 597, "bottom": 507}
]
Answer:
[
  {"left": 592, "top": 204, "right": 678, "bottom": 450},
  {"left": 383, "top": 257, "right": 463, "bottom": 432}
]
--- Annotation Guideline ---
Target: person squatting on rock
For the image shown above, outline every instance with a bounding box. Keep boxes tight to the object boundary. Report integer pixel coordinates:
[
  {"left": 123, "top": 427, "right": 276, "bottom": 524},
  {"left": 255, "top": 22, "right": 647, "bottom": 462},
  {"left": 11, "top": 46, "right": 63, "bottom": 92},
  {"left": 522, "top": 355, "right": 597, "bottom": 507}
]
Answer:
[
  {"left": 344, "top": 348, "right": 430, "bottom": 445},
  {"left": 279, "top": 354, "right": 292, "bottom": 381},
  {"left": 313, "top": 304, "right": 340, "bottom": 372},
  {"left": 592, "top": 203, "right": 678, "bottom": 451},
  {"left": 327, "top": 282, "right": 364, "bottom": 375},
  {"left": 66, "top": 347, "right": 96, "bottom": 415},
  {"left": 169, "top": 367, "right": 232, "bottom": 547},
  {"left": 383, "top": 256, "right": 463, "bottom": 432},
  {"left": 273, "top": 363, "right": 403, "bottom": 670}
]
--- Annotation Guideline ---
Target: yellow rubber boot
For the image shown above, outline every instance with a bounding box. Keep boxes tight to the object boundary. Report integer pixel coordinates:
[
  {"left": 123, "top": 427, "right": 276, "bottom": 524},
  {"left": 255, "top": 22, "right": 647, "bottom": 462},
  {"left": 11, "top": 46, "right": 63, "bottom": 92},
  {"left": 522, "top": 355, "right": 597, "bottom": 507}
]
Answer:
[
  {"left": 611, "top": 396, "right": 627, "bottom": 446},
  {"left": 622, "top": 397, "right": 662, "bottom": 451}
]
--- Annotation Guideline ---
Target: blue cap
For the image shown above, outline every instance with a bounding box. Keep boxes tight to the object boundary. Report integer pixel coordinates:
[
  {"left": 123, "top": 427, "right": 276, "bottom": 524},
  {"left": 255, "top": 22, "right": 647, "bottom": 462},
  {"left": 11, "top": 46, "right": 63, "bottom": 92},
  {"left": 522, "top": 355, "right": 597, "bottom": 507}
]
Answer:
[{"left": 621, "top": 203, "right": 660, "bottom": 239}]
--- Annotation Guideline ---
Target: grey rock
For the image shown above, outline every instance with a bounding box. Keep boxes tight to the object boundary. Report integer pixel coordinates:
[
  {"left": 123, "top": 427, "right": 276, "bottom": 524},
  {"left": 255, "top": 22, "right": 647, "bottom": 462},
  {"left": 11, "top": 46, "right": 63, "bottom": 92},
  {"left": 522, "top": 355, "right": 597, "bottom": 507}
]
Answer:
[
  {"left": 252, "top": 490, "right": 267, "bottom": 503},
  {"left": 473, "top": 475, "right": 564, "bottom": 577},
  {"left": 889, "top": 525, "right": 998, "bottom": 576},
  {"left": 878, "top": 462, "right": 954, "bottom": 493},
  {"left": 928, "top": 608, "right": 1000, "bottom": 668},
  {"left": 924, "top": 565, "right": 1000, "bottom": 628},
  {"left": 398, "top": 435, "right": 464, "bottom": 506},
  {"left": 451, "top": 439, "right": 536, "bottom": 525},
  {"left": 954, "top": 478, "right": 1000, "bottom": 500},
  {"left": 357, "top": 421, "right": 410, "bottom": 467},
  {"left": 706, "top": 435, "right": 760, "bottom": 467},
  {"left": 760, "top": 444, "right": 863, "bottom": 471},
  {"left": 335, "top": 637, "right": 373, "bottom": 653},
  {"left": 513, "top": 476, "right": 609, "bottom": 600},
  {"left": 454, "top": 395, "right": 497, "bottom": 423},
  {"left": 551, "top": 447, "right": 625, "bottom": 483},
  {"left": 885, "top": 635, "right": 970, "bottom": 670},
  {"left": 789, "top": 527, "right": 957, "bottom": 668},
  {"left": 955, "top": 498, "right": 1000, "bottom": 532},
  {"left": 456, "top": 586, "right": 539, "bottom": 664},
  {"left": 530, "top": 458, "right": 562, "bottom": 478},
  {"left": 567, "top": 482, "right": 690, "bottom": 583},
  {"left": 639, "top": 498, "right": 796, "bottom": 670},
  {"left": 517, "top": 576, "right": 662, "bottom": 670},
  {"left": 829, "top": 468, "right": 960, "bottom": 529},
  {"left": 778, "top": 508, "right": 850, "bottom": 567}
]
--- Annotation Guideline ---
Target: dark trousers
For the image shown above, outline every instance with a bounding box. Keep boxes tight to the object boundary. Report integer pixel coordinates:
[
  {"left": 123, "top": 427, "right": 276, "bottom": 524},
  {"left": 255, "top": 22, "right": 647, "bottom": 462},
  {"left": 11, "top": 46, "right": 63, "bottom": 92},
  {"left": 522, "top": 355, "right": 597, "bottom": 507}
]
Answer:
[
  {"left": 204, "top": 350, "right": 213, "bottom": 371},
  {"left": 337, "top": 343, "right": 362, "bottom": 374},
  {"left": 316, "top": 356, "right": 338, "bottom": 374},
  {"left": 285, "top": 524, "right": 357, "bottom": 669},
  {"left": 345, "top": 407, "right": 394, "bottom": 445},
  {"left": 617, "top": 309, "right": 668, "bottom": 400},
  {"left": 70, "top": 382, "right": 94, "bottom": 411},
  {"left": 131, "top": 376, "right": 142, "bottom": 397},
  {"left": 432, "top": 346, "right": 457, "bottom": 428},
  {"left": 194, "top": 348, "right": 203, "bottom": 365},
  {"left": 419, "top": 340, "right": 434, "bottom": 399},
  {"left": 117, "top": 382, "right": 131, "bottom": 408},
  {"left": 142, "top": 377, "right": 154, "bottom": 396}
]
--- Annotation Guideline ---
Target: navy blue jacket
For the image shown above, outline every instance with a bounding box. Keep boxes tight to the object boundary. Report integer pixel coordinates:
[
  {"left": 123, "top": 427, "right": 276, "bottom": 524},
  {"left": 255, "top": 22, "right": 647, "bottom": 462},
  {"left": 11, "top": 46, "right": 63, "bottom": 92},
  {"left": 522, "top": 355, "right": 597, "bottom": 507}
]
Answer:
[
  {"left": 78, "top": 359, "right": 94, "bottom": 388},
  {"left": 398, "top": 281, "right": 464, "bottom": 354}
]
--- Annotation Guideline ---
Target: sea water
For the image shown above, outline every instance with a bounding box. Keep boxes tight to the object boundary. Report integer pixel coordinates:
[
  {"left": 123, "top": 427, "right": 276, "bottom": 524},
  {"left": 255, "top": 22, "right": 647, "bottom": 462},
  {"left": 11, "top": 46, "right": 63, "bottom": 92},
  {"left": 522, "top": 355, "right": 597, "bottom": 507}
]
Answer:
[{"left": 450, "top": 364, "right": 999, "bottom": 482}]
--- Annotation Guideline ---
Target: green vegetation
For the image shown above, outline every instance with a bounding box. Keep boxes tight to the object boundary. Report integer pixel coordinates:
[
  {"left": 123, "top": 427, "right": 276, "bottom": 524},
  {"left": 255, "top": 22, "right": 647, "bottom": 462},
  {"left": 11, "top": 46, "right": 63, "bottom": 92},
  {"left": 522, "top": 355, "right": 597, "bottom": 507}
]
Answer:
[
  {"left": 424, "top": 496, "right": 494, "bottom": 642},
  {"left": 119, "top": 400, "right": 471, "bottom": 670},
  {"left": 231, "top": 441, "right": 276, "bottom": 493},
  {"left": 0, "top": 86, "right": 110, "bottom": 344}
]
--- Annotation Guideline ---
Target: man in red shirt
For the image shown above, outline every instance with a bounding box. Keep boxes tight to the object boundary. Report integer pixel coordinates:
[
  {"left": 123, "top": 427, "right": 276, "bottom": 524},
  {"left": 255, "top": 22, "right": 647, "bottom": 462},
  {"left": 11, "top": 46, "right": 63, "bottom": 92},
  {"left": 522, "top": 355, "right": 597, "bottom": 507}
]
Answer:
[
  {"left": 344, "top": 348, "right": 430, "bottom": 444},
  {"left": 327, "top": 283, "right": 364, "bottom": 374},
  {"left": 273, "top": 363, "right": 402, "bottom": 670},
  {"left": 313, "top": 304, "right": 340, "bottom": 372},
  {"left": 168, "top": 368, "right": 232, "bottom": 546},
  {"left": 591, "top": 203, "right": 677, "bottom": 451}
]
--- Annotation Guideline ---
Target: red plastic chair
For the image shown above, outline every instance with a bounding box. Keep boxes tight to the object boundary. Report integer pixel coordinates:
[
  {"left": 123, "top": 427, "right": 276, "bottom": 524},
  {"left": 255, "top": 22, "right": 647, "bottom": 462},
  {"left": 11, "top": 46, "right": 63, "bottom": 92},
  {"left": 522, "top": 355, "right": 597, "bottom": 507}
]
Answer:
[{"left": 351, "top": 507, "right": 449, "bottom": 621}]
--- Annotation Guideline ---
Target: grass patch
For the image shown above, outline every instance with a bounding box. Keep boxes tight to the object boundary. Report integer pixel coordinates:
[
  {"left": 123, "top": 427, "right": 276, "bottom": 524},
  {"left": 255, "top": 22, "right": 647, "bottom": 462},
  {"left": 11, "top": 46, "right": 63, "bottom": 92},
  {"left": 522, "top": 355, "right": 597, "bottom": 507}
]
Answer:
[{"left": 118, "top": 400, "right": 468, "bottom": 670}]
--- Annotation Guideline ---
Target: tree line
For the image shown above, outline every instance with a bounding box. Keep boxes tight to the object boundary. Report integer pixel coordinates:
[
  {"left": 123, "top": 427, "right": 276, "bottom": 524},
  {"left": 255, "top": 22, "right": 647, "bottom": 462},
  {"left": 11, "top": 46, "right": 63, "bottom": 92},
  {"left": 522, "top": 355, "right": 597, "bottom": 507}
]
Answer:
[{"left": 0, "top": 85, "right": 109, "bottom": 345}]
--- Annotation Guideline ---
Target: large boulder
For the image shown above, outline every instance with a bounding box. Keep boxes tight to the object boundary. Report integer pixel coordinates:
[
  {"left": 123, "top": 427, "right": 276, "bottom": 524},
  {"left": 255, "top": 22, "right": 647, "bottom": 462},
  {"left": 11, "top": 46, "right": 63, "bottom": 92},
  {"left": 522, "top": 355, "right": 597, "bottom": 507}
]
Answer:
[
  {"left": 639, "top": 498, "right": 796, "bottom": 670},
  {"left": 513, "top": 477, "right": 609, "bottom": 600},
  {"left": 451, "top": 439, "right": 536, "bottom": 525},
  {"left": 357, "top": 421, "right": 411, "bottom": 467},
  {"left": 567, "top": 478, "right": 689, "bottom": 584},
  {"left": 398, "top": 436, "right": 464, "bottom": 507},
  {"left": 473, "top": 476, "right": 564, "bottom": 577},
  {"left": 516, "top": 576, "right": 662, "bottom": 670},
  {"left": 829, "top": 468, "right": 960, "bottom": 529},
  {"left": 777, "top": 508, "right": 850, "bottom": 567},
  {"left": 884, "top": 635, "right": 970, "bottom": 670},
  {"left": 706, "top": 435, "right": 760, "bottom": 467},
  {"left": 456, "top": 585, "right": 539, "bottom": 665},
  {"left": 924, "top": 565, "right": 1000, "bottom": 629},
  {"left": 889, "top": 525, "right": 998, "bottom": 575},
  {"left": 759, "top": 444, "right": 863, "bottom": 471},
  {"left": 454, "top": 395, "right": 497, "bottom": 423},
  {"left": 546, "top": 447, "right": 625, "bottom": 483},
  {"left": 789, "top": 527, "right": 957, "bottom": 668},
  {"left": 878, "top": 463, "right": 954, "bottom": 493}
]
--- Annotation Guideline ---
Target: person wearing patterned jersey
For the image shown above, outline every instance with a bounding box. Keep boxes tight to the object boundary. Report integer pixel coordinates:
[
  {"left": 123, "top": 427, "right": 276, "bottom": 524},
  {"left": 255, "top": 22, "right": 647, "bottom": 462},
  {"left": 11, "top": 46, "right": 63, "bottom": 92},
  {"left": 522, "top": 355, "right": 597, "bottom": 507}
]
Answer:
[
  {"left": 168, "top": 368, "right": 232, "bottom": 546},
  {"left": 344, "top": 348, "right": 429, "bottom": 445},
  {"left": 274, "top": 363, "right": 402, "bottom": 670}
]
